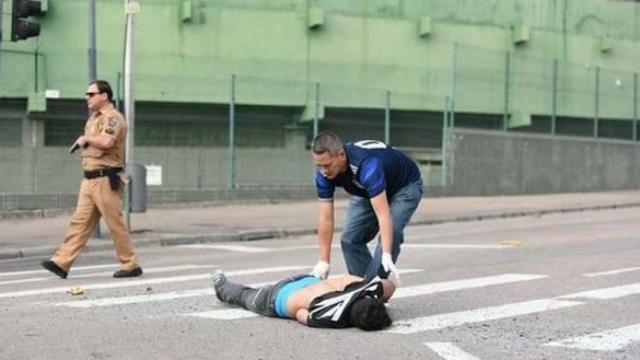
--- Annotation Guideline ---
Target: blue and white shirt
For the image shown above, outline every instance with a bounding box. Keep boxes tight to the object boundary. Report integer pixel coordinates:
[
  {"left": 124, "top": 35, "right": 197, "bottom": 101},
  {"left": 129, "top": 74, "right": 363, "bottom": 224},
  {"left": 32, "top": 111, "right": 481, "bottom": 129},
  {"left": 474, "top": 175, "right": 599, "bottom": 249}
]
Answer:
[{"left": 315, "top": 140, "right": 421, "bottom": 200}]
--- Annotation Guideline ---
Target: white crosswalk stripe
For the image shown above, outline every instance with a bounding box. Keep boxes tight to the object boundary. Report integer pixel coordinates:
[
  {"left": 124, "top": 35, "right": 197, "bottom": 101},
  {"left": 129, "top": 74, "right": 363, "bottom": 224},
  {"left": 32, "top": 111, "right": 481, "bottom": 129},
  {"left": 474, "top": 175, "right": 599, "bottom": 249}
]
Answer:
[
  {"left": 0, "top": 266, "right": 307, "bottom": 299},
  {"left": 387, "top": 298, "right": 583, "bottom": 334},
  {"left": 0, "top": 264, "right": 116, "bottom": 278},
  {"left": 558, "top": 282, "right": 640, "bottom": 300},
  {"left": 178, "top": 243, "right": 514, "bottom": 252},
  {"left": 177, "top": 244, "right": 338, "bottom": 252},
  {"left": 0, "top": 276, "right": 53, "bottom": 286},
  {"left": 424, "top": 342, "right": 482, "bottom": 360},
  {"left": 56, "top": 288, "right": 214, "bottom": 308},
  {"left": 545, "top": 323, "right": 640, "bottom": 351},
  {"left": 178, "top": 244, "right": 271, "bottom": 253},
  {"left": 0, "top": 264, "right": 221, "bottom": 286},
  {"left": 393, "top": 274, "right": 546, "bottom": 299},
  {"left": 402, "top": 244, "right": 514, "bottom": 249},
  {"left": 582, "top": 266, "right": 640, "bottom": 278}
]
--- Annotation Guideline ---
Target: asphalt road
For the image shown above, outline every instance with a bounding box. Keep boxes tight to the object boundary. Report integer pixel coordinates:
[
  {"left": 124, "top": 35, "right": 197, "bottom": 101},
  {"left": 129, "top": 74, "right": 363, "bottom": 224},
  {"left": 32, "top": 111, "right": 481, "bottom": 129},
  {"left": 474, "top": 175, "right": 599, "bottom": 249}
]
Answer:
[{"left": 1, "top": 208, "right": 639, "bottom": 360}]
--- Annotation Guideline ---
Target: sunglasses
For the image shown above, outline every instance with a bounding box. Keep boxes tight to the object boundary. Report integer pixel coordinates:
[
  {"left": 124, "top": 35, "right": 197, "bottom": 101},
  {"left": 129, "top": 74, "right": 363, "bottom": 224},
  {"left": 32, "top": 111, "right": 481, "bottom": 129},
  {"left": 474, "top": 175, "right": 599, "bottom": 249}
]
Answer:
[{"left": 85, "top": 92, "right": 103, "bottom": 97}]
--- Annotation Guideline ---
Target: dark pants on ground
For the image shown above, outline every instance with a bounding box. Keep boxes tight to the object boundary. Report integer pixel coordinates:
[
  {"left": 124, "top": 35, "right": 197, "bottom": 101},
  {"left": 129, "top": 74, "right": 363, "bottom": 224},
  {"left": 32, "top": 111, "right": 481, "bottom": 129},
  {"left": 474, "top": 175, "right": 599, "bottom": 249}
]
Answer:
[{"left": 214, "top": 274, "right": 309, "bottom": 317}]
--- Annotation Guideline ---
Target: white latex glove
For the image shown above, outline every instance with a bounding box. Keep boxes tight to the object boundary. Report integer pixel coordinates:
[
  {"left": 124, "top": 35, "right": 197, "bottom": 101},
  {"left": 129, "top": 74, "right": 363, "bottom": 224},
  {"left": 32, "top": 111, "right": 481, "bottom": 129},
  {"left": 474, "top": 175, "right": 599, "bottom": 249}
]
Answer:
[
  {"left": 381, "top": 252, "right": 401, "bottom": 285},
  {"left": 310, "top": 260, "right": 330, "bottom": 279}
]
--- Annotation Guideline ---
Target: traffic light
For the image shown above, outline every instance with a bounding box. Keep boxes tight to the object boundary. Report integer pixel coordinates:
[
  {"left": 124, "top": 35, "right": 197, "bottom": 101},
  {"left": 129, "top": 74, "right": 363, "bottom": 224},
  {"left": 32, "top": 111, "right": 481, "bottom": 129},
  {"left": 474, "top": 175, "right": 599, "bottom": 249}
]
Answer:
[{"left": 11, "top": 0, "right": 45, "bottom": 42}]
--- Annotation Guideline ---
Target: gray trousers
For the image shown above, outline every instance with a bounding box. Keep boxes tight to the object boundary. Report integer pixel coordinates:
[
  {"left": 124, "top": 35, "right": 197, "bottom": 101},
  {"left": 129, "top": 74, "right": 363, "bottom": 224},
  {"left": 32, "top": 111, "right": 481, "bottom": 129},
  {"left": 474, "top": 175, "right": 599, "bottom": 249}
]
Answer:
[{"left": 215, "top": 274, "right": 309, "bottom": 317}]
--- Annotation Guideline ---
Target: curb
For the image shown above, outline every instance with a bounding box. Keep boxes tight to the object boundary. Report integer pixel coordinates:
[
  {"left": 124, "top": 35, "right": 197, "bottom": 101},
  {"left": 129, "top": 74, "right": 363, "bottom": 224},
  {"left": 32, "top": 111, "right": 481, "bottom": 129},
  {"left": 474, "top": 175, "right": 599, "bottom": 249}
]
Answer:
[{"left": 1, "top": 201, "right": 639, "bottom": 261}]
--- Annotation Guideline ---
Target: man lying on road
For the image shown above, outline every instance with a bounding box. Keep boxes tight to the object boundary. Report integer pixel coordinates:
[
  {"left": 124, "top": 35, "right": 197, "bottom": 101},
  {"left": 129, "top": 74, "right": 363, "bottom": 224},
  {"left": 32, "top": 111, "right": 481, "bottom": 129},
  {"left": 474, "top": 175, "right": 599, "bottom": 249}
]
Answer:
[{"left": 211, "top": 270, "right": 396, "bottom": 330}]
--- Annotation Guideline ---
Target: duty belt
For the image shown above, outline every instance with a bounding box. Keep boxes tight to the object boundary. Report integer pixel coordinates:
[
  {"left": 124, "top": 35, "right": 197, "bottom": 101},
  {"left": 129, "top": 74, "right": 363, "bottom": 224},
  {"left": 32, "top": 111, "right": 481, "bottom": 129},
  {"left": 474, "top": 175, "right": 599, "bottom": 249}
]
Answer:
[{"left": 84, "top": 166, "right": 124, "bottom": 191}]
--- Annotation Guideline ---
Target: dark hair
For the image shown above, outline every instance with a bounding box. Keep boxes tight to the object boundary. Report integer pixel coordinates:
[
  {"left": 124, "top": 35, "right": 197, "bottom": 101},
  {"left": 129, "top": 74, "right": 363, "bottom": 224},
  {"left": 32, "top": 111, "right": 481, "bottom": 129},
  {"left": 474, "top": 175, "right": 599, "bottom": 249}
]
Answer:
[
  {"left": 349, "top": 297, "right": 392, "bottom": 331},
  {"left": 89, "top": 80, "right": 113, "bottom": 102},
  {"left": 311, "top": 131, "right": 343, "bottom": 155}
]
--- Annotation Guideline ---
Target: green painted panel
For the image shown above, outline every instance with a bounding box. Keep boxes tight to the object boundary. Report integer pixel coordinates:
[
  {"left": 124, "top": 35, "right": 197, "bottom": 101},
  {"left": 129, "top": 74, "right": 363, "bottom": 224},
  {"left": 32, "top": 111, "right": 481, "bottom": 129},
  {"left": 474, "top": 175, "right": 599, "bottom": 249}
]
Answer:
[{"left": 0, "top": 0, "right": 639, "bottom": 125}]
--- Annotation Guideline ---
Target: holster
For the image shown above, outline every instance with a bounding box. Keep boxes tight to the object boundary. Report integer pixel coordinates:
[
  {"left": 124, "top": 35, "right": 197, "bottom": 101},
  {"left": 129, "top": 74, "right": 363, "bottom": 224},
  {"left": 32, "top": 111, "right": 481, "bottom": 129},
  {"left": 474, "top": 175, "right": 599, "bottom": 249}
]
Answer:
[{"left": 84, "top": 166, "right": 124, "bottom": 191}]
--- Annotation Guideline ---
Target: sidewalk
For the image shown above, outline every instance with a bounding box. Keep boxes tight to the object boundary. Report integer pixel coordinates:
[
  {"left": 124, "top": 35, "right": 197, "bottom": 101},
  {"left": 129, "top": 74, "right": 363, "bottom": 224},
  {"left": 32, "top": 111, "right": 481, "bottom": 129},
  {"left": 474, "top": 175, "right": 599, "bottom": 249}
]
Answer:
[{"left": 1, "top": 190, "right": 639, "bottom": 260}]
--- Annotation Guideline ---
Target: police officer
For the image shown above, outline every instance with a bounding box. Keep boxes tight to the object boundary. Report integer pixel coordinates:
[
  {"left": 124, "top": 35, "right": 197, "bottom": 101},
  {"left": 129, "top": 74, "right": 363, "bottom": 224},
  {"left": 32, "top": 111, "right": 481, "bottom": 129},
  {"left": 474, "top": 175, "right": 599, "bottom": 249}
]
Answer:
[
  {"left": 41, "top": 80, "right": 142, "bottom": 279},
  {"left": 309, "top": 131, "right": 423, "bottom": 282}
]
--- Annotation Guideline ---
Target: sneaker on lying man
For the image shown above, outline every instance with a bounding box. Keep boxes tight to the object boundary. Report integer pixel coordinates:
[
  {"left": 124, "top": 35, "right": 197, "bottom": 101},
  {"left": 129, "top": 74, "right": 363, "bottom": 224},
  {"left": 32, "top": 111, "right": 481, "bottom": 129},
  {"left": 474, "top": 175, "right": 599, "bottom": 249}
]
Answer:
[{"left": 211, "top": 270, "right": 227, "bottom": 302}]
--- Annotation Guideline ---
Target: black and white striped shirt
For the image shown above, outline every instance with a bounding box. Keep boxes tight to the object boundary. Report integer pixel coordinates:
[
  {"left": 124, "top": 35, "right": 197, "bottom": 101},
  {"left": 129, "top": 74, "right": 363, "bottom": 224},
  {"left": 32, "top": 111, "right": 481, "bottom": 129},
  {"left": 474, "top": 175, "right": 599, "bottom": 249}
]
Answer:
[{"left": 307, "top": 277, "right": 384, "bottom": 328}]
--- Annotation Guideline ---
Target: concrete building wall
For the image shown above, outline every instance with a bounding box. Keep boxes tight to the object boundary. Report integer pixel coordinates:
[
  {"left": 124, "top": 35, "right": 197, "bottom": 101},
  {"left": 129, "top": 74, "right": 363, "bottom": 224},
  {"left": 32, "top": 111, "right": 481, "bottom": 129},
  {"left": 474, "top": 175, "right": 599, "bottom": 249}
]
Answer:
[{"left": 446, "top": 128, "right": 640, "bottom": 196}]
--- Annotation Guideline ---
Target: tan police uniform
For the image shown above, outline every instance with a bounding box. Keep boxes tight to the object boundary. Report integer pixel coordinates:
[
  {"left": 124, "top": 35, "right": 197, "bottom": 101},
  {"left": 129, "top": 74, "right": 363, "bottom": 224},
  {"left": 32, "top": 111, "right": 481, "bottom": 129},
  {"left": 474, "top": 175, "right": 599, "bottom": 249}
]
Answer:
[{"left": 51, "top": 103, "right": 139, "bottom": 272}]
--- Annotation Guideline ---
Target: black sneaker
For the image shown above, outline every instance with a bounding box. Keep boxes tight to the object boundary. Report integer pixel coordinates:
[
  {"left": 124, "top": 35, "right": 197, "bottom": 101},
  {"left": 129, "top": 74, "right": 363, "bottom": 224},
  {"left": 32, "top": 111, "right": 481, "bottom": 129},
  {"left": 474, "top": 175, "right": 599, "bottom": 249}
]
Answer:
[
  {"left": 41, "top": 260, "right": 68, "bottom": 279},
  {"left": 211, "top": 270, "right": 226, "bottom": 301},
  {"left": 113, "top": 267, "right": 143, "bottom": 278}
]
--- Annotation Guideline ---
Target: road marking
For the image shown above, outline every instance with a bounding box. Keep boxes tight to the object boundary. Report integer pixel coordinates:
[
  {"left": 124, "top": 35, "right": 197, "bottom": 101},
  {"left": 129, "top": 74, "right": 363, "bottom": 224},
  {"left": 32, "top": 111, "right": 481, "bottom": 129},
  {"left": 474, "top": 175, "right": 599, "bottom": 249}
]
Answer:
[
  {"left": 558, "top": 283, "right": 640, "bottom": 300},
  {"left": 393, "top": 274, "right": 547, "bottom": 299},
  {"left": 56, "top": 289, "right": 214, "bottom": 308},
  {"left": 191, "top": 308, "right": 254, "bottom": 320},
  {"left": 177, "top": 244, "right": 339, "bottom": 252},
  {"left": 0, "top": 266, "right": 307, "bottom": 299},
  {"left": 582, "top": 267, "right": 640, "bottom": 278},
  {"left": 0, "top": 264, "right": 116, "bottom": 278},
  {"left": 0, "top": 277, "right": 53, "bottom": 286},
  {"left": 0, "top": 265, "right": 221, "bottom": 286},
  {"left": 189, "top": 308, "right": 255, "bottom": 320},
  {"left": 179, "top": 243, "right": 513, "bottom": 252},
  {"left": 177, "top": 244, "right": 271, "bottom": 253},
  {"left": 187, "top": 273, "right": 546, "bottom": 321},
  {"left": 54, "top": 269, "right": 423, "bottom": 308},
  {"left": 403, "top": 244, "right": 514, "bottom": 249},
  {"left": 424, "top": 342, "right": 481, "bottom": 360},
  {"left": 406, "top": 218, "right": 618, "bottom": 240},
  {"left": 545, "top": 323, "right": 640, "bottom": 351},
  {"left": 386, "top": 299, "right": 582, "bottom": 334}
]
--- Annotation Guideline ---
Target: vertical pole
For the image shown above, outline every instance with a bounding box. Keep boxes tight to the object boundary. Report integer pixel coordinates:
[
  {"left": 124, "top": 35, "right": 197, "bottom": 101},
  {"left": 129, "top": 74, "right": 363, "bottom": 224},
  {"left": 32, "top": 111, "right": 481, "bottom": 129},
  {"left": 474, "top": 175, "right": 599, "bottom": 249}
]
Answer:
[
  {"left": 384, "top": 90, "right": 390, "bottom": 144},
  {"left": 450, "top": 42, "right": 458, "bottom": 128},
  {"left": 313, "top": 82, "right": 319, "bottom": 138},
  {"left": 124, "top": 0, "right": 138, "bottom": 230},
  {"left": 228, "top": 74, "right": 236, "bottom": 190},
  {"left": 442, "top": 96, "right": 449, "bottom": 187},
  {"left": 551, "top": 59, "right": 558, "bottom": 135},
  {"left": 34, "top": 50, "right": 38, "bottom": 92},
  {"left": 88, "top": 0, "right": 97, "bottom": 81},
  {"left": 124, "top": 1, "right": 137, "bottom": 165},
  {"left": 634, "top": 72, "right": 638, "bottom": 142},
  {"left": 0, "top": 0, "right": 3, "bottom": 94},
  {"left": 503, "top": 51, "right": 511, "bottom": 131},
  {"left": 594, "top": 66, "right": 600, "bottom": 138},
  {"left": 116, "top": 71, "right": 122, "bottom": 111}
]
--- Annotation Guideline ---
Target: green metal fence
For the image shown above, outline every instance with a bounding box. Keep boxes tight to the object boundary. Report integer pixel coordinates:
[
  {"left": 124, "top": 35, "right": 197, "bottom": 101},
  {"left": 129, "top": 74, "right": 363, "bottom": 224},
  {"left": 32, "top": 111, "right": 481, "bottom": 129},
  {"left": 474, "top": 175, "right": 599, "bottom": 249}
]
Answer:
[
  {"left": 2, "top": 43, "right": 640, "bottom": 209},
  {"left": 454, "top": 44, "right": 639, "bottom": 140}
]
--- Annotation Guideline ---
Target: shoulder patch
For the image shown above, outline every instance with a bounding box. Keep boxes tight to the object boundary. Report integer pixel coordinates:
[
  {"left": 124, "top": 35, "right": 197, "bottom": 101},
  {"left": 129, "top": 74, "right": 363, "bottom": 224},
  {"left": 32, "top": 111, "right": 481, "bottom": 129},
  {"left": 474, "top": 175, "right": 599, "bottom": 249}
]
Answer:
[{"left": 108, "top": 117, "right": 119, "bottom": 127}]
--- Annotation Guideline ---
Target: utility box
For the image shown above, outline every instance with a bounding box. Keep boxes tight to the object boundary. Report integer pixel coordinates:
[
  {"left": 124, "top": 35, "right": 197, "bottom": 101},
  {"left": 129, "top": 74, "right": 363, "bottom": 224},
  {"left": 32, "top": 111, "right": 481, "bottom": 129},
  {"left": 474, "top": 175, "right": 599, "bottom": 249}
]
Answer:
[
  {"left": 508, "top": 111, "right": 532, "bottom": 128},
  {"left": 599, "top": 36, "right": 613, "bottom": 53},
  {"left": 299, "top": 101, "right": 325, "bottom": 122},
  {"left": 512, "top": 24, "right": 530, "bottom": 45},
  {"left": 126, "top": 163, "right": 147, "bottom": 213},
  {"left": 418, "top": 17, "right": 432, "bottom": 37},
  {"left": 180, "top": 0, "right": 192, "bottom": 23},
  {"left": 27, "top": 92, "right": 46, "bottom": 113},
  {"left": 308, "top": 7, "right": 324, "bottom": 29}
]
